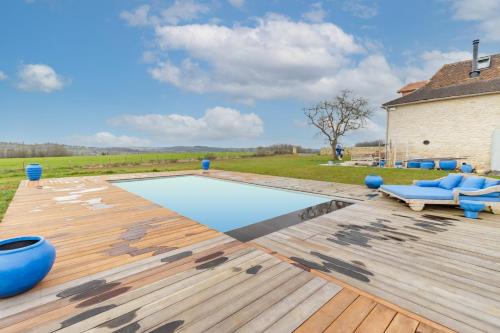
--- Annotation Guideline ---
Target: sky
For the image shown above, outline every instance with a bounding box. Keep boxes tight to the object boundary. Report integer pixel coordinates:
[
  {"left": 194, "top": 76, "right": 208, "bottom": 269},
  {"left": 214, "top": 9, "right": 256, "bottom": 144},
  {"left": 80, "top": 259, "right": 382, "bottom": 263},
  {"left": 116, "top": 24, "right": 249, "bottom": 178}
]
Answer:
[{"left": 1, "top": 0, "right": 500, "bottom": 148}]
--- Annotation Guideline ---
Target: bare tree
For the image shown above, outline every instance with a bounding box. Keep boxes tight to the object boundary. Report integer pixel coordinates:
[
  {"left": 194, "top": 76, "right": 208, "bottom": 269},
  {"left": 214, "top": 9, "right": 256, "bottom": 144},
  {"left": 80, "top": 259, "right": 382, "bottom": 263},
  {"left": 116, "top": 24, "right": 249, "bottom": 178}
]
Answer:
[{"left": 304, "top": 90, "right": 373, "bottom": 160}]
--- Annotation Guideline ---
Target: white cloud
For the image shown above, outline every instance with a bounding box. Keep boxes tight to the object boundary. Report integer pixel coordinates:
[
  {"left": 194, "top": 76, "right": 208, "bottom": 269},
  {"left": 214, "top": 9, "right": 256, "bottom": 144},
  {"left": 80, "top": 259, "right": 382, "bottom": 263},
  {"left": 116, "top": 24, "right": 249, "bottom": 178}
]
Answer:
[
  {"left": 120, "top": 0, "right": 209, "bottom": 27},
  {"left": 147, "top": 14, "right": 401, "bottom": 103},
  {"left": 110, "top": 107, "right": 263, "bottom": 141},
  {"left": 16, "top": 64, "right": 67, "bottom": 93},
  {"left": 400, "top": 50, "right": 470, "bottom": 83},
  {"left": 448, "top": 0, "right": 500, "bottom": 40},
  {"left": 228, "top": 0, "right": 245, "bottom": 8},
  {"left": 120, "top": 5, "right": 153, "bottom": 26},
  {"left": 302, "top": 2, "right": 327, "bottom": 23},
  {"left": 0, "top": 70, "right": 7, "bottom": 81},
  {"left": 342, "top": 0, "right": 378, "bottom": 19},
  {"left": 75, "top": 132, "right": 151, "bottom": 147}
]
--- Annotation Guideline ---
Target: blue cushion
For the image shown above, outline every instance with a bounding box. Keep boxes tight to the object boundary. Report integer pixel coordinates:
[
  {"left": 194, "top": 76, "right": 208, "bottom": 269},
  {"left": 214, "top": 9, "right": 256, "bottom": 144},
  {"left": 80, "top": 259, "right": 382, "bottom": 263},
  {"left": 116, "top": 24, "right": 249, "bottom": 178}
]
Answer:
[
  {"left": 380, "top": 185, "right": 453, "bottom": 200},
  {"left": 415, "top": 180, "right": 440, "bottom": 187},
  {"left": 479, "top": 179, "right": 500, "bottom": 198},
  {"left": 458, "top": 195, "right": 500, "bottom": 202},
  {"left": 438, "top": 174, "right": 463, "bottom": 190},
  {"left": 457, "top": 177, "right": 485, "bottom": 190}
]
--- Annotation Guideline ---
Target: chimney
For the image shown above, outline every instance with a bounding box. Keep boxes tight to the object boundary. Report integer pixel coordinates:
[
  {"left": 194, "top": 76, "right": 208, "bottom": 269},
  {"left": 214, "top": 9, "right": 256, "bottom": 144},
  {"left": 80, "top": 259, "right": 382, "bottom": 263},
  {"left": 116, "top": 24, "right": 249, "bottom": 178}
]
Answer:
[{"left": 470, "top": 39, "right": 480, "bottom": 78}]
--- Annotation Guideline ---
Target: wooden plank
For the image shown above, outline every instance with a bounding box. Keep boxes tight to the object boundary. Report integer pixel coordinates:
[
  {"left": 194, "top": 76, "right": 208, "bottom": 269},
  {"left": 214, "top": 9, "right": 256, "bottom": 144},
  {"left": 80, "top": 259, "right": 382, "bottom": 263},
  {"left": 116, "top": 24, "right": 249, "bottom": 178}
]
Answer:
[
  {"left": 264, "top": 282, "right": 341, "bottom": 332},
  {"left": 294, "top": 288, "right": 358, "bottom": 333},
  {"left": 385, "top": 314, "right": 419, "bottom": 333},
  {"left": 355, "top": 304, "right": 397, "bottom": 333},
  {"left": 324, "top": 296, "right": 377, "bottom": 333}
]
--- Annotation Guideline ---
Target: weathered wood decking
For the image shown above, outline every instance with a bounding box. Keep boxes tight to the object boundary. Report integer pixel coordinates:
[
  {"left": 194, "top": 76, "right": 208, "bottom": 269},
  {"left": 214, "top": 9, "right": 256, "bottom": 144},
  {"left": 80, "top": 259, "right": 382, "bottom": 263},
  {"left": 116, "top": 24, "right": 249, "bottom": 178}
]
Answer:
[{"left": 1, "top": 170, "right": 497, "bottom": 332}]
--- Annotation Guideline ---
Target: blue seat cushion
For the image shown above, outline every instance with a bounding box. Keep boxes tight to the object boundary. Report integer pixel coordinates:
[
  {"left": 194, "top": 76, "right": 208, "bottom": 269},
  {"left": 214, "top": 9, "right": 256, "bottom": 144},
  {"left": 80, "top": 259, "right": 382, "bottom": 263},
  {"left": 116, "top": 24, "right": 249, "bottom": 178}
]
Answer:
[
  {"left": 481, "top": 179, "right": 500, "bottom": 198},
  {"left": 458, "top": 195, "right": 500, "bottom": 202},
  {"left": 457, "top": 177, "right": 485, "bottom": 190},
  {"left": 438, "top": 174, "right": 463, "bottom": 190},
  {"left": 380, "top": 185, "right": 453, "bottom": 200},
  {"left": 415, "top": 180, "right": 440, "bottom": 187}
]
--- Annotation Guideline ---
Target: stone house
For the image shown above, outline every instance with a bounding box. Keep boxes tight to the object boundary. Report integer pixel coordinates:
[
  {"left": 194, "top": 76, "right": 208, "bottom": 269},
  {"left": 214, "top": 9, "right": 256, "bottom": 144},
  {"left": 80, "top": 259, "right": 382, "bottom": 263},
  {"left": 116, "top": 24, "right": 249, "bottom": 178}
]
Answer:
[{"left": 383, "top": 40, "right": 500, "bottom": 173}]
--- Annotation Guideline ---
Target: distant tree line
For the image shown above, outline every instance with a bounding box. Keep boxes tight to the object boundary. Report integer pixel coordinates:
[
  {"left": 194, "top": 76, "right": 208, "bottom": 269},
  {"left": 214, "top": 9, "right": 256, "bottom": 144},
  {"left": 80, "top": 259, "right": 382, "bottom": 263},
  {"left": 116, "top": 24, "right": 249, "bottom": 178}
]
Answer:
[
  {"left": 0, "top": 143, "right": 70, "bottom": 158},
  {"left": 255, "top": 144, "right": 318, "bottom": 156},
  {"left": 354, "top": 139, "right": 385, "bottom": 147}
]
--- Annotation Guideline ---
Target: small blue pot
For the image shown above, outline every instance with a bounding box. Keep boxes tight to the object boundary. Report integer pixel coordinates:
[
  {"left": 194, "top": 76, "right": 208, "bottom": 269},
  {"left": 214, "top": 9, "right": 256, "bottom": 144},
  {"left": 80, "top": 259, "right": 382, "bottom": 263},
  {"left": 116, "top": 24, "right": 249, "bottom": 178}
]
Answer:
[
  {"left": 461, "top": 164, "right": 473, "bottom": 173},
  {"left": 201, "top": 159, "right": 211, "bottom": 170},
  {"left": 420, "top": 161, "right": 435, "bottom": 170},
  {"left": 407, "top": 161, "right": 421, "bottom": 168},
  {"left": 365, "top": 175, "right": 383, "bottom": 189},
  {"left": 26, "top": 163, "right": 43, "bottom": 181},
  {"left": 439, "top": 160, "right": 457, "bottom": 170},
  {"left": 0, "top": 236, "right": 56, "bottom": 298}
]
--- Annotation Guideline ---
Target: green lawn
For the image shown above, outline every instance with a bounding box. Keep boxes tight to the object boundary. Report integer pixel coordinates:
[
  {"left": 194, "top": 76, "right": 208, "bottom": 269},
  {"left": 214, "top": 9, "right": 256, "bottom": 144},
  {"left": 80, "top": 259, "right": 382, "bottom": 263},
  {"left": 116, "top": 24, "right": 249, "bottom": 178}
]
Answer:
[{"left": 1, "top": 153, "right": 497, "bottom": 222}]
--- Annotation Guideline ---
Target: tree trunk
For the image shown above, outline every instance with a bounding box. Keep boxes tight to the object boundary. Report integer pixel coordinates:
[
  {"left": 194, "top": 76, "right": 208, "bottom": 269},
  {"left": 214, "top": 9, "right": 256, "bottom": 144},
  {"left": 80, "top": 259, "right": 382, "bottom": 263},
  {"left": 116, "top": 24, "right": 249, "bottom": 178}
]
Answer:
[{"left": 331, "top": 140, "right": 338, "bottom": 161}]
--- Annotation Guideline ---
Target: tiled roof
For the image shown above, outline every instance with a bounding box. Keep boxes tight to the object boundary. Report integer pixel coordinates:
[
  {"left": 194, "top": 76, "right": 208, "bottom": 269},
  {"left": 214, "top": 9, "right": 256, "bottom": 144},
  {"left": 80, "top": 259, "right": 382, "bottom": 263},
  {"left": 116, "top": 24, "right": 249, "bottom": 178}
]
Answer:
[
  {"left": 384, "top": 53, "right": 500, "bottom": 106},
  {"left": 397, "top": 80, "right": 428, "bottom": 94}
]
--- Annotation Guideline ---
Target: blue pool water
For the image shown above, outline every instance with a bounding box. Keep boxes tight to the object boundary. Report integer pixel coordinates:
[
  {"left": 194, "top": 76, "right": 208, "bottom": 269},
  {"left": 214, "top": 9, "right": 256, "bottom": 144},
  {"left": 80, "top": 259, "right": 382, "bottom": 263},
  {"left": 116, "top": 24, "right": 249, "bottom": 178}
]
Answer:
[{"left": 114, "top": 175, "right": 331, "bottom": 232}]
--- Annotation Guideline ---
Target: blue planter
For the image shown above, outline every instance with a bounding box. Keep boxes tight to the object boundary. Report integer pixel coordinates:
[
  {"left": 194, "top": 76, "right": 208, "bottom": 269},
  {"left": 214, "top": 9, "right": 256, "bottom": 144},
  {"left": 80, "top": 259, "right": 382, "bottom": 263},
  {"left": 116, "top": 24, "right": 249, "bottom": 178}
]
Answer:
[
  {"left": 26, "top": 163, "right": 43, "bottom": 181},
  {"left": 379, "top": 160, "right": 386, "bottom": 168},
  {"left": 365, "top": 175, "right": 383, "bottom": 189},
  {"left": 420, "top": 161, "right": 435, "bottom": 170},
  {"left": 461, "top": 164, "right": 473, "bottom": 173},
  {"left": 460, "top": 200, "right": 485, "bottom": 219},
  {"left": 439, "top": 160, "right": 457, "bottom": 170},
  {"left": 201, "top": 159, "right": 211, "bottom": 170},
  {"left": 0, "top": 236, "right": 56, "bottom": 298},
  {"left": 407, "top": 161, "right": 421, "bottom": 168}
]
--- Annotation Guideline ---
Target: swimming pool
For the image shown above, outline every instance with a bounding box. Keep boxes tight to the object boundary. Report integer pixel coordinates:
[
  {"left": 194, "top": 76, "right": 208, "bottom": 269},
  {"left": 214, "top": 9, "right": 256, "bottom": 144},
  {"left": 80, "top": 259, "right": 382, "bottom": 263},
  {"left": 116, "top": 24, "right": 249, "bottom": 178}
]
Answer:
[{"left": 114, "top": 175, "right": 350, "bottom": 241}]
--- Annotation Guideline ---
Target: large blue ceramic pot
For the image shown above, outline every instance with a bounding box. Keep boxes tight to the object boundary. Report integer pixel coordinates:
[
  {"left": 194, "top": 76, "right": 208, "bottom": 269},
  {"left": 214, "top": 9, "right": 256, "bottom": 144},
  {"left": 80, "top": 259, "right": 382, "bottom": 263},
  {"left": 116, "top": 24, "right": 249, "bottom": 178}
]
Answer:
[
  {"left": 461, "top": 164, "right": 473, "bottom": 173},
  {"left": 407, "top": 161, "right": 421, "bottom": 168},
  {"left": 201, "top": 159, "right": 211, "bottom": 171},
  {"left": 0, "top": 236, "right": 56, "bottom": 298},
  {"left": 420, "top": 161, "right": 435, "bottom": 170},
  {"left": 25, "top": 163, "right": 43, "bottom": 181},
  {"left": 439, "top": 160, "right": 457, "bottom": 170},
  {"left": 365, "top": 175, "right": 383, "bottom": 189}
]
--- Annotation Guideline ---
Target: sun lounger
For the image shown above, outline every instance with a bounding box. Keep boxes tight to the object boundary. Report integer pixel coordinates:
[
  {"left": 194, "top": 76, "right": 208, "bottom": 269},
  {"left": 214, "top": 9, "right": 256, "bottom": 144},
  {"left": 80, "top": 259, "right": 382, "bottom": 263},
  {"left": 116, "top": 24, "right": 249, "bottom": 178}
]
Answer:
[{"left": 379, "top": 173, "right": 500, "bottom": 213}]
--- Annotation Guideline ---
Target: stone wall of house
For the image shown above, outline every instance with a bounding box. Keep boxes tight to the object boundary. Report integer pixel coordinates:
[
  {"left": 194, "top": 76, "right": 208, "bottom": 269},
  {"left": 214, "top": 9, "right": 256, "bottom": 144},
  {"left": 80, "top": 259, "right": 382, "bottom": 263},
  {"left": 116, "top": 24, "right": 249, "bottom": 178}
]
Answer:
[{"left": 386, "top": 93, "right": 500, "bottom": 172}]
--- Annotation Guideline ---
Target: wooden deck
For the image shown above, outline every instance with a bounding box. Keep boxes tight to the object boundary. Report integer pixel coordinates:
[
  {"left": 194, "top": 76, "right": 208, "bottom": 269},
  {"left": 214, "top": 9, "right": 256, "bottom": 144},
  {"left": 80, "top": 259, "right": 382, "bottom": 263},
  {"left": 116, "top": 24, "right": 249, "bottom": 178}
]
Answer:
[{"left": 1, "top": 170, "right": 497, "bottom": 332}]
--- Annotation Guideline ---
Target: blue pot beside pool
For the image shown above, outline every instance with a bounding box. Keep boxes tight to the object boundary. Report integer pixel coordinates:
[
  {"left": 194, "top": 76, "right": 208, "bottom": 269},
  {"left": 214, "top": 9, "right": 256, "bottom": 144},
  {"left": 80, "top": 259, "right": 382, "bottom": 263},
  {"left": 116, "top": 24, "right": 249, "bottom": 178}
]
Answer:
[
  {"left": 461, "top": 163, "right": 473, "bottom": 173},
  {"left": 25, "top": 163, "right": 43, "bottom": 181},
  {"left": 365, "top": 175, "right": 383, "bottom": 189},
  {"left": 0, "top": 236, "right": 56, "bottom": 298},
  {"left": 201, "top": 159, "right": 211, "bottom": 171},
  {"left": 439, "top": 160, "right": 457, "bottom": 170},
  {"left": 407, "top": 161, "right": 421, "bottom": 168},
  {"left": 420, "top": 161, "right": 435, "bottom": 170}
]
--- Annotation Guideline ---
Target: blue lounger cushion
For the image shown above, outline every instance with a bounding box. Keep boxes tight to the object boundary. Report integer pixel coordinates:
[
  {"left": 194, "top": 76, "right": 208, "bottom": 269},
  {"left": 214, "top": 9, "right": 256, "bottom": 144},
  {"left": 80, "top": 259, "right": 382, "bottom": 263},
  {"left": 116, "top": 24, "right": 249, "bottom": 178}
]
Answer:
[
  {"left": 380, "top": 185, "right": 453, "bottom": 200},
  {"left": 457, "top": 176, "right": 485, "bottom": 190},
  {"left": 458, "top": 195, "right": 500, "bottom": 202},
  {"left": 481, "top": 179, "right": 500, "bottom": 198},
  {"left": 438, "top": 174, "right": 463, "bottom": 190},
  {"left": 415, "top": 180, "right": 440, "bottom": 187}
]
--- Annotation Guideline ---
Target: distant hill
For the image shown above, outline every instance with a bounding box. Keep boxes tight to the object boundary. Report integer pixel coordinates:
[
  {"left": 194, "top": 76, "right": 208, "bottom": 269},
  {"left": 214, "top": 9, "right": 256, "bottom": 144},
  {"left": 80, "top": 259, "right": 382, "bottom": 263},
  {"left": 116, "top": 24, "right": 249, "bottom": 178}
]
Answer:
[{"left": 0, "top": 142, "right": 256, "bottom": 158}]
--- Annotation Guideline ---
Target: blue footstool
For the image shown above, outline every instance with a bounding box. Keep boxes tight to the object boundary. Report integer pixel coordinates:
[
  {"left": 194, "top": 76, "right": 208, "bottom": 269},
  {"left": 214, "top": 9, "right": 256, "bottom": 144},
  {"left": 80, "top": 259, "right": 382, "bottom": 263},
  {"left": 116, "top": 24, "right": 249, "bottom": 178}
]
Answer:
[{"left": 459, "top": 200, "right": 485, "bottom": 219}]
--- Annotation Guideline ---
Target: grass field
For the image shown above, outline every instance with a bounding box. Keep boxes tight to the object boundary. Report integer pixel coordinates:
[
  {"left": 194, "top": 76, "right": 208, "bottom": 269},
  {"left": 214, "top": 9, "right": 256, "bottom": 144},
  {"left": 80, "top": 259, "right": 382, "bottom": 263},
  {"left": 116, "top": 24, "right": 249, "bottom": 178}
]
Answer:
[{"left": 2, "top": 153, "right": 497, "bottom": 221}]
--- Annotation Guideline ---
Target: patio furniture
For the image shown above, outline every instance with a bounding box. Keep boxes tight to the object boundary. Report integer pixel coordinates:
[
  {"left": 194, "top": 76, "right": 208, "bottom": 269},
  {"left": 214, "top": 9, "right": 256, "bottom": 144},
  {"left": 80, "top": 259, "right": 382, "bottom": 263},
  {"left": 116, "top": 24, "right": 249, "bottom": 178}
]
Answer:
[
  {"left": 365, "top": 175, "right": 383, "bottom": 189},
  {"left": 379, "top": 173, "right": 500, "bottom": 213},
  {"left": 439, "top": 160, "right": 457, "bottom": 170},
  {"left": 460, "top": 200, "right": 485, "bottom": 219}
]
